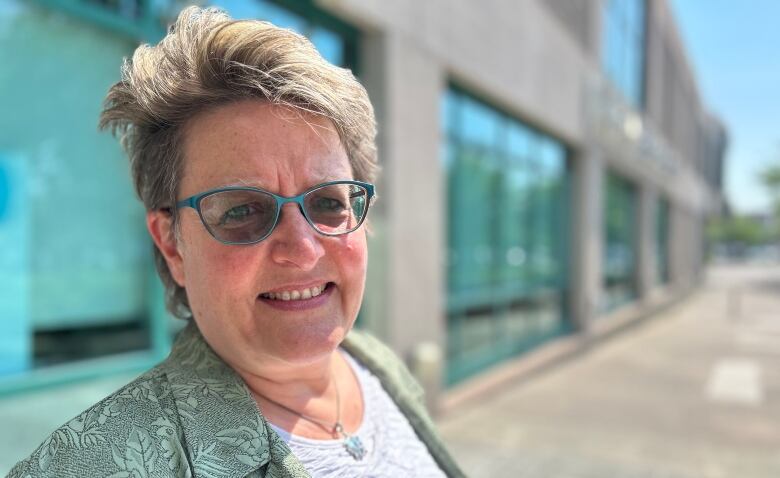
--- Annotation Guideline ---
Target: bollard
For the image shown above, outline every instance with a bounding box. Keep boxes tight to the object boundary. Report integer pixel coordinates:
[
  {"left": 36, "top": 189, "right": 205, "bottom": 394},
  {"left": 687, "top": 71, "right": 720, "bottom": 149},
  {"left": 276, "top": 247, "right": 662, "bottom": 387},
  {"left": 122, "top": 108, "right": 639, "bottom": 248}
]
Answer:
[{"left": 409, "top": 341, "right": 444, "bottom": 416}]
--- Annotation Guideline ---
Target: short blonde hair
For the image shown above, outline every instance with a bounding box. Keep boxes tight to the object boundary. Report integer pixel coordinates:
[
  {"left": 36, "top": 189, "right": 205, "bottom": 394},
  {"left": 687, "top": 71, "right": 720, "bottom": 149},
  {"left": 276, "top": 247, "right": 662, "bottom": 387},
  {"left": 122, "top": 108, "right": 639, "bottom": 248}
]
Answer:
[{"left": 100, "top": 6, "right": 378, "bottom": 319}]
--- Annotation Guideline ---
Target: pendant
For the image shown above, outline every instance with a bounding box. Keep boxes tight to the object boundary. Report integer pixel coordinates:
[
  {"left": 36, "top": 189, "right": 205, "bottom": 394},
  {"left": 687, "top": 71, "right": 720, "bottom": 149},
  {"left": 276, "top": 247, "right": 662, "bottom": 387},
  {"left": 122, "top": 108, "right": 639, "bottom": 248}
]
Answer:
[
  {"left": 334, "top": 423, "right": 366, "bottom": 460},
  {"left": 343, "top": 434, "right": 366, "bottom": 461}
]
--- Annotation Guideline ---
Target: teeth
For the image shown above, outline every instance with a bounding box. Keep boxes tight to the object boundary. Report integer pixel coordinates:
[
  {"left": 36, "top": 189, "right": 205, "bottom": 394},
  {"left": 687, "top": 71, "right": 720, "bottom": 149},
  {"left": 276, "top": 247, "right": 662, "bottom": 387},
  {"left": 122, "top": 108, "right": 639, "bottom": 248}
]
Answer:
[{"left": 261, "top": 284, "right": 327, "bottom": 301}]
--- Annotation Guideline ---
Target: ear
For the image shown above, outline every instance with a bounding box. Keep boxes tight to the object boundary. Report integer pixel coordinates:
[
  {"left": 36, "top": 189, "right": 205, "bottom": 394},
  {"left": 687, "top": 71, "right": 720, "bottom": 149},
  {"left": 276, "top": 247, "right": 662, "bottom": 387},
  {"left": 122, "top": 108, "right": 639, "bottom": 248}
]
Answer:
[{"left": 147, "top": 210, "right": 186, "bottom": 287}]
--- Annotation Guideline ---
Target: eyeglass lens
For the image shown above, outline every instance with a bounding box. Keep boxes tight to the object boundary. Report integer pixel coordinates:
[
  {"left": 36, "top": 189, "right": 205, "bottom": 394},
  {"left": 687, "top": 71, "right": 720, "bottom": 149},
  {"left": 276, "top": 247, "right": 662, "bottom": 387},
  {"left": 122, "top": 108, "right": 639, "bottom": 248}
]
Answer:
[{"left": 198, "top": 183, "right": 368, "bottom": 244}]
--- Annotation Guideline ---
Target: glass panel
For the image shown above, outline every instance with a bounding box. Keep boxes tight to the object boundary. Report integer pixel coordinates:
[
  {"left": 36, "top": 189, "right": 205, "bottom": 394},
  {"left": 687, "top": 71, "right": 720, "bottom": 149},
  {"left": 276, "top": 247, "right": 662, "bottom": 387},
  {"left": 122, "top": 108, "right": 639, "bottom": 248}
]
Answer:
[
  {"left": 211, "top": 0, "right": 349, "bottom": 68},
  {"left": 445, "top": 88, "right": 569, "bottom": 384},
  {"left": 442, "top": 89, "right": 460, "bottom": 138},
  {"left": 507, "top": 123, "right": 533, "bottom": 159},
  {"left": 656, "top": 197, "right": 670, "bottom": 284},
  {"left": 602, "top": 0, "right": 646, "bottom": 107},
  {"left": 497, "top": 153, "right": 530, "bottom": 288},
  {"left": 448, "top": 146, "right": 498, "bottom": 296},
  {"left": 309, "top": 27, "right": 344, "bottom": 66},
  {"left": 0, "top": 3, "right": 151, "bottom": 370},
  {"left": 533, "top": 140, "right": 565, "bottom": 285},
  {"left": 83, "top": 0, "right": 142, "bottom": 20},
  {"left": 214, "top": 0, "right": 306, "bottom": 31},
  {"left": 459, "top": 96, "right": 502, "bottom": 150},
  {"left": 603, "top": 172, "right": 637, "bottom": 311}
]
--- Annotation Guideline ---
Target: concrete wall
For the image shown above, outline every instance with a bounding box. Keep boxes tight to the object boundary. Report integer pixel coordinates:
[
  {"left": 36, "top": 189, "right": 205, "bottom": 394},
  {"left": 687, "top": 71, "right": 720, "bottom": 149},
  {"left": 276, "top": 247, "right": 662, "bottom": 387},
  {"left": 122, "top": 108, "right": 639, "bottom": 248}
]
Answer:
[{"left": 321, "top": 0, "right": 588, "bottom": 144}]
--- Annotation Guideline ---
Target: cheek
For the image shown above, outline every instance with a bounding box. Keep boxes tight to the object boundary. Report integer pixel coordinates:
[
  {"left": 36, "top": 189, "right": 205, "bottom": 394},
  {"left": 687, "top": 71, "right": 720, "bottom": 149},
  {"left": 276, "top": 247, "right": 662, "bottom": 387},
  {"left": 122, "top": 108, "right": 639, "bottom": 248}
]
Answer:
[
  {"left": 180, "top": 225, "right": 260, "bottom": 306},
  {"left": 338, "top": 232, "right": 368, "bottom": 291}
]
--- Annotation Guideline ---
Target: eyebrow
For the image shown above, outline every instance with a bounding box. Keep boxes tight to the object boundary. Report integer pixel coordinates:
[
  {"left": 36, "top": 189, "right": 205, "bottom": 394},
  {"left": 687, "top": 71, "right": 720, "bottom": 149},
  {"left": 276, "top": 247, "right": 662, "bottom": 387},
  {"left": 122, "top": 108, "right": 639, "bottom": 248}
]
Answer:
[{"left": 216, "top": 177, "right": 352, "bottom": 191}]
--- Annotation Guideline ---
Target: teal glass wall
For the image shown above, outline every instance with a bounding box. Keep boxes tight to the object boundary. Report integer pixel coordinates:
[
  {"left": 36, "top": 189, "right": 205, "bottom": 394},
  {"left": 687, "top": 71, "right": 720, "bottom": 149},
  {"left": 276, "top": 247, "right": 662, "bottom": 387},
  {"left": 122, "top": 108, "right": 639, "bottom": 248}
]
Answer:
[
  {"left": 444, "top": 87, "right": 570, "bottom": 385},
  {"left": 656, "top": 197, "right": 670, "bottom": 284},
  {"left": 602, "top": 0, "right": 646, "bottom": 107},
  {"left": 603, "top": 172, "right": 638, "bottom": 311},
  {"left": 0, "top": 0, "right": 358, "bottom": 391},
  {"left": 0, "top": 0, "right": 165, "bottom": 378}
]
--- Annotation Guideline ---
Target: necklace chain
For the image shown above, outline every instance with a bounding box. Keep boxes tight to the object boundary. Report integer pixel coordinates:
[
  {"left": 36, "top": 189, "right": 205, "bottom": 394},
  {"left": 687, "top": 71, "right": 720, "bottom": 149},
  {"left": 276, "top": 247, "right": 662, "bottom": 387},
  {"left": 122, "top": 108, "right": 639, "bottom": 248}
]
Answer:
[
  {"left": 260, "top": 379, "right": 343, "bottom": 437},
  {"left": 258, "top": 375, "right": 367, "bottom": 460}
]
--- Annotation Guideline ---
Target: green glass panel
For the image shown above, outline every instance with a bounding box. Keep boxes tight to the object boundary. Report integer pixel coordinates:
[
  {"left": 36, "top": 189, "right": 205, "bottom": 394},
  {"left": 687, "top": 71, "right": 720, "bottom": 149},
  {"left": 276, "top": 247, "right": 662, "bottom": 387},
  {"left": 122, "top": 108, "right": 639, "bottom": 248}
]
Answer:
[
  {"left": 0, "top": 3, "right": 148, "bottom": 330},
  {"left": 448, "top": 146, "right": 497, "bottom": 296},
  {"left": 603, "top": 172, "right": 638, "bottom": 311},
  {"left": 497, "top": 153, "right": 529, "bottom": 287},
  {"left": 656, "top": 197, "right": 670, "bottom": 284},
  {"left": 444, "top": 88, "right": 570, "bottom": 384},
  {"left": 0, "top": 153, "right": 31, "bottom": 375},
  {"left": 211, "top": 0, "right": 349, "bottom": 68}
]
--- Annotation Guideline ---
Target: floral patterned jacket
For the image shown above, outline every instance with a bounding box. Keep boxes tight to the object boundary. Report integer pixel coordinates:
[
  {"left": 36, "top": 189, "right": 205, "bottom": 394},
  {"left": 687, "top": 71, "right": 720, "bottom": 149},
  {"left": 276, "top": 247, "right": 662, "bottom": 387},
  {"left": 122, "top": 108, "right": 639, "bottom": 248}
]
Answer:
[{"left": 8, "top": 323, "right": 465, "bottom": 478}]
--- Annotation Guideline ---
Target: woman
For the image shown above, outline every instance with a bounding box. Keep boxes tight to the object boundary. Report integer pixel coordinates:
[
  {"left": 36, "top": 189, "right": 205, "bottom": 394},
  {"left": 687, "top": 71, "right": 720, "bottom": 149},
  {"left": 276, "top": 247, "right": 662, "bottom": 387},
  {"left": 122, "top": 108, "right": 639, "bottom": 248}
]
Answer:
[{"left": 9, "top": 7, "right": 464, "bottom": 478}]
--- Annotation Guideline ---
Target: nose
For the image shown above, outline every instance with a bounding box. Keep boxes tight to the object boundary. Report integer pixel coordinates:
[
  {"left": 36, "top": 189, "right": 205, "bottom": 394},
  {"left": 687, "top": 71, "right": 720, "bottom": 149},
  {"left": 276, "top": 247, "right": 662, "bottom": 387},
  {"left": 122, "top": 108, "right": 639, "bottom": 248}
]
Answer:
[{"left": 267, "top": 203, "right": 325, "bottom": 270}]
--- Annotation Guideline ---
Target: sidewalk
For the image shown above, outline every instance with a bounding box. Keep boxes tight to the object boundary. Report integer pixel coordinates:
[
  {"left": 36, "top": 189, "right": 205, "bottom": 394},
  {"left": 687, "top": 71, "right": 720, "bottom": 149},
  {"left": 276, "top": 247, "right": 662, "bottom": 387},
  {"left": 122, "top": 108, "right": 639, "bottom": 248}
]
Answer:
[{"left": 438, "top": 263, "right": 780, "bottom": 478}]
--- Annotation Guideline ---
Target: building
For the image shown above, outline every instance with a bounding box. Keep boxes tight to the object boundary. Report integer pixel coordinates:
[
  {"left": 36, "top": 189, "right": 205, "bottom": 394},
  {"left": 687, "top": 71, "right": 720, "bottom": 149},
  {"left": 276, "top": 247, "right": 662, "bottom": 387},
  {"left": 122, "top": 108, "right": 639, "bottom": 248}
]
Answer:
[{"left": 0, "top": 0, "right": 727, "bottom": 410}]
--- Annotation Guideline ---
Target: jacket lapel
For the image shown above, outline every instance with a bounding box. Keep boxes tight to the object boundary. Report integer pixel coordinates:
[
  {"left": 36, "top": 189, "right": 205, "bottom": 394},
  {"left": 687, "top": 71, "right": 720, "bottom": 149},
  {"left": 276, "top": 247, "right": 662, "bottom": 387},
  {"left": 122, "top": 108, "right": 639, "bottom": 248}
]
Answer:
[{"left": 163, "top": 323, "right": 275, "bottom": 478}]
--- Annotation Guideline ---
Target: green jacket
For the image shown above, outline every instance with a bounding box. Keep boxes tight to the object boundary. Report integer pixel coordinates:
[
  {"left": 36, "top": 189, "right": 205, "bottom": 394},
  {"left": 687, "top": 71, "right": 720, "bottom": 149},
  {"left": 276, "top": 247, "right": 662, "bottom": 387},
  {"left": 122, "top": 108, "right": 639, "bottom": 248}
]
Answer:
[{"left": 8, "top": 323, "right": 465, "bottom": 478}]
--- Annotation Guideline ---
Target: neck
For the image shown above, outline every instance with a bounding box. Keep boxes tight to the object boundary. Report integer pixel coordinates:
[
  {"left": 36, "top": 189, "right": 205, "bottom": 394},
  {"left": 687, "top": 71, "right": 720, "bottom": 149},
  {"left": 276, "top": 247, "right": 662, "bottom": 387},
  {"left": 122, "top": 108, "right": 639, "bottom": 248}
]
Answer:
[
  {"left": 230, "top": 348, "right": 364, "bottom": 439},
  {"left": 235, "top": 350, "right": 341, "bottom": 405}
]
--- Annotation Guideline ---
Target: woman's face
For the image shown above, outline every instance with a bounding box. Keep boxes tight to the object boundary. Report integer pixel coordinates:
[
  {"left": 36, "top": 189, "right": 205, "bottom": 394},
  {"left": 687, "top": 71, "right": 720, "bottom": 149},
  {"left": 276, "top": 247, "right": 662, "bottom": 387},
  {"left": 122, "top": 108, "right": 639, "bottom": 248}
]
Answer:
[{"left": 154, "top": 100, "right": 368, "bottom": 370}]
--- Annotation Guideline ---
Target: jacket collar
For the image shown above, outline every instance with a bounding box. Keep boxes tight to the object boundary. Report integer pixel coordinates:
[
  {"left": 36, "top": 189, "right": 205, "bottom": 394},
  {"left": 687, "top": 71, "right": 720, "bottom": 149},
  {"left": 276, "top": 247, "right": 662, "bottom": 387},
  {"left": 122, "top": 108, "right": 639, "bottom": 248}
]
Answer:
[{"left": 161, "top": 322, "right": 307, "bottom": 478}]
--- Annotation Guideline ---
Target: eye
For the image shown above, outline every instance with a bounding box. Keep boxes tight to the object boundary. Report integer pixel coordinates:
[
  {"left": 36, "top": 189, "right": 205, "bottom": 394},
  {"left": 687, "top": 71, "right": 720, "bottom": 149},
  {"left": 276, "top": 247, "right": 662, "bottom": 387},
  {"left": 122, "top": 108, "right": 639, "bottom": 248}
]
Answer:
[
  {"left": 311, "top": 196, "right": 347, "bottom": 213},
  {"left": 219, "top": 203, "right": 264, "bottom": 226}
]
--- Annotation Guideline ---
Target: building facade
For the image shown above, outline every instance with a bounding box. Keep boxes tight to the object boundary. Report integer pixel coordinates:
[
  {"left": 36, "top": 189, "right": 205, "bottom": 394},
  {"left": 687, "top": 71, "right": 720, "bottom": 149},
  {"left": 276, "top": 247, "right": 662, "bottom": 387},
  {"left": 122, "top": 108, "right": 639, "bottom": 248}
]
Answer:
[{"left": 0, "top": 0, "right": 727, "bottom": 409}]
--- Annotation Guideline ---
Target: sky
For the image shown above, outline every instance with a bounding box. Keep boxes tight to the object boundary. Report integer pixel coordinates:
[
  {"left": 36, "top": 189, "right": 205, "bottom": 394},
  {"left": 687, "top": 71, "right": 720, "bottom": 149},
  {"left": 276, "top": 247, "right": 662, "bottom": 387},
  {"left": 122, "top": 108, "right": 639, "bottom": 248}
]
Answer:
[{"left": 670, "top": 0, "right": 780, "bottom": 214}]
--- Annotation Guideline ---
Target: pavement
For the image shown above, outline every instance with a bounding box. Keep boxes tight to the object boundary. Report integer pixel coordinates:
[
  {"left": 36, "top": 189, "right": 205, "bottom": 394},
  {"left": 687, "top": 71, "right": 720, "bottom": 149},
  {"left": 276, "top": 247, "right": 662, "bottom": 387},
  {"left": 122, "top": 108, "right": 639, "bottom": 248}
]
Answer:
[
  {"left": 2, "top": 263, "right": 779, "bottom": 477},
  {"left": 438, "top": 263, "right": 780, "bottom": 478}
]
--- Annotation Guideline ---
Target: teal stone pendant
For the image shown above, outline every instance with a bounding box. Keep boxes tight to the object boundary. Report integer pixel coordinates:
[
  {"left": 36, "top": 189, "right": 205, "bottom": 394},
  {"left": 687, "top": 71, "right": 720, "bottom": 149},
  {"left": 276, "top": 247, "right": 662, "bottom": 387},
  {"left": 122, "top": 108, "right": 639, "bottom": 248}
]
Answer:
[
  {"left": 334, "top": 423, "right": 366, "bottom": 460},
  {"left": 343, "top": 434, "right": 366, "bottom": 461}
]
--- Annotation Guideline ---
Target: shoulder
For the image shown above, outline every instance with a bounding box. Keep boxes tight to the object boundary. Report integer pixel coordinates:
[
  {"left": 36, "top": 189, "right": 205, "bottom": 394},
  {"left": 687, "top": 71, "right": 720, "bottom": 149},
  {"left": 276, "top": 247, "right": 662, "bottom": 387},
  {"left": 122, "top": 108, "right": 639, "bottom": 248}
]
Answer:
[
  {"left": 8, "top": 366, "right": 189, "bottom": 478},
  {"left": 342, "top": 329, "right": 425, "bottom": 403}
]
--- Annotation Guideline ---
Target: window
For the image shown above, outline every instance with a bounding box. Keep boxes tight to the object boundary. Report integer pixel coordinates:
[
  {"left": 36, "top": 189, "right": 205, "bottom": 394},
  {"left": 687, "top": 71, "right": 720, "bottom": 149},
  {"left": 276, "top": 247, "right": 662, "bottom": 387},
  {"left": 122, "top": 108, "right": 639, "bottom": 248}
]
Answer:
[
  {"left": 656, "top": 197, "right": 670, "bottom": 284},
  {"left": 603, "top": 172, "right": 638, "bottom": 311},
  {"left": 444, "top": 87, "right": 570, "bottom": 385},
  {"left": 211, "top": 0, "right": 359, "bottom": 71},
  {"left": 602, "top": 0, "right": 646, "bottom": 107},
  {"left": 0, "top": 1, "right": 163, "bottom": 381}
]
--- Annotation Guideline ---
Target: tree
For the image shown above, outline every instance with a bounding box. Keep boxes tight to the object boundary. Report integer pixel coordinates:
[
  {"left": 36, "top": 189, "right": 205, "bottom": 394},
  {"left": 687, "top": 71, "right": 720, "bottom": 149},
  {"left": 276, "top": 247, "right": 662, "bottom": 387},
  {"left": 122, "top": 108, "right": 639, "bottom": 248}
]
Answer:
[
  {"left": 707, "top": 215, "right": 766, "bottom": 246},
  {"left": 759, "top": 146, "right": 780, "bottom": 217},
  {"left": 757, "top": 146, "right": 780, "bottom": 242},
  {"left": 761, "top": 165, "right": 780, "bottom": 214}
]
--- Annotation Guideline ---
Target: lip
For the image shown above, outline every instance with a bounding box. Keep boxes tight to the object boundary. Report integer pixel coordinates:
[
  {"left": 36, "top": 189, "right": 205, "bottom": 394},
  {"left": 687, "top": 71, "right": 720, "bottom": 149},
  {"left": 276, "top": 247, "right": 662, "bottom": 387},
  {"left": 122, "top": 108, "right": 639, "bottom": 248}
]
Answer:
[{"left": 257, "top": 282, "right": 334, "bottom": 311}]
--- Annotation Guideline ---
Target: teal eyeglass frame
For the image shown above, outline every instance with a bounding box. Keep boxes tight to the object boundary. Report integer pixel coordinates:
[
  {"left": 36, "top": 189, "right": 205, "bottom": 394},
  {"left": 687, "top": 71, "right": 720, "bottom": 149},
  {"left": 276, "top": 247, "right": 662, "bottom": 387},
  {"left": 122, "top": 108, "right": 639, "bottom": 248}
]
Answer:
[{"left": 175, "top": 180, "right": 375, "bottom": 245}]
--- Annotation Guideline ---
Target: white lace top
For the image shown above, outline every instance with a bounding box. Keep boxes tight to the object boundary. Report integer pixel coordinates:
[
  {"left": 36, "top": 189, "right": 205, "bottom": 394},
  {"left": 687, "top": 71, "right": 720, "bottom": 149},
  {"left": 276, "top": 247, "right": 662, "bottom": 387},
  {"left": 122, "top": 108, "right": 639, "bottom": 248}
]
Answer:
[{"left": 269, "top": 352, "right": 446, "bottom": 478}]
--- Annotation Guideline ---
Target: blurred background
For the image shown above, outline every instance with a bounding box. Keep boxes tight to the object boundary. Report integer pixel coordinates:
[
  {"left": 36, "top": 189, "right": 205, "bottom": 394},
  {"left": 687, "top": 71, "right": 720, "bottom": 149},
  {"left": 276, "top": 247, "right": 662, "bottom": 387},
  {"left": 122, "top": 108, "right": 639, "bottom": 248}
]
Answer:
[{"left": 1, "top": 0, "right": 779, "bottom": 476}]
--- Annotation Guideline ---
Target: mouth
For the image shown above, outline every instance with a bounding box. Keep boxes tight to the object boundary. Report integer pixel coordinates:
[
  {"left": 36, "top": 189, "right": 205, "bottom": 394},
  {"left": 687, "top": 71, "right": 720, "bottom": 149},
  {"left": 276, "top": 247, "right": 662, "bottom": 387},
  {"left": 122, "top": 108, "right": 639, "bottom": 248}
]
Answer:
[
  {"left": 259, "top": 282, "right": 333, "bottom": 301},
  {"left": 257, "top": 282, "right": 335, "bottom": 311}
]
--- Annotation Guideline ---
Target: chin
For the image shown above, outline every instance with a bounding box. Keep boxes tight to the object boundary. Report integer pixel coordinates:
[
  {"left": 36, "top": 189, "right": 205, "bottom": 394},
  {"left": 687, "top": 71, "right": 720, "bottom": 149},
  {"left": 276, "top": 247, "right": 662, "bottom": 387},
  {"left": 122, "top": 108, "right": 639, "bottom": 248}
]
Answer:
[{"left": 268, "top": 322, "right": 350, "bottom": 365}]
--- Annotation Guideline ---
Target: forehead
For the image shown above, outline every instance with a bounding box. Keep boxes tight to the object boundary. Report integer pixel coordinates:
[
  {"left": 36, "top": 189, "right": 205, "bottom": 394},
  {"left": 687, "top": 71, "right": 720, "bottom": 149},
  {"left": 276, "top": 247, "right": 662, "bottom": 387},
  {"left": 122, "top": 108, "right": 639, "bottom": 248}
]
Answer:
[{"left": 179, "top": 100, "right": 351, "bottom": 193}]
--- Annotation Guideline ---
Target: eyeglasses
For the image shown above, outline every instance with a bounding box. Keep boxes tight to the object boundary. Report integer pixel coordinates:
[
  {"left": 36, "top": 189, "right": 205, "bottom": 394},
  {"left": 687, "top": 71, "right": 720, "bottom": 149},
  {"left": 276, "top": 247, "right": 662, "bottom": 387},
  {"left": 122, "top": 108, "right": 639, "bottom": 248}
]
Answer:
[{"left": 176, "top": 180, "right": 375, "bottom": 245}]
